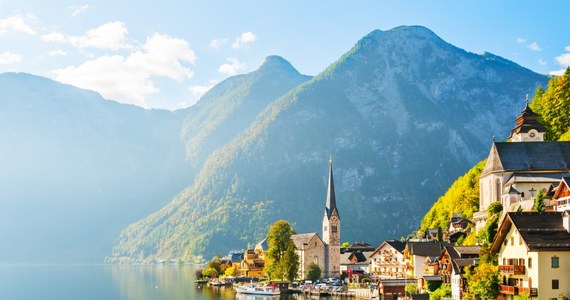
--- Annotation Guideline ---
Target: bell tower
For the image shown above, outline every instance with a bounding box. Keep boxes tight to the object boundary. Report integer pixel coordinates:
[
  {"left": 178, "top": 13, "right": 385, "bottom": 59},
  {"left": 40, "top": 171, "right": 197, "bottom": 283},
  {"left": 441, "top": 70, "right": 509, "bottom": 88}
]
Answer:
[
  {"left": 509, "top": 95, "right": 546, "bottom": 142},
  {"left": 322, "top": 156, "right": 340, "bottom": 277}
]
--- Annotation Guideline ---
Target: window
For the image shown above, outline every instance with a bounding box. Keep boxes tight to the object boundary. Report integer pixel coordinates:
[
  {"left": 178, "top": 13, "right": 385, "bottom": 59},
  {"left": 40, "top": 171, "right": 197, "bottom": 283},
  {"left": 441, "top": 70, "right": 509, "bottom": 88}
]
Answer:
[
  {"left": 504, "top": 240, "right": 507, "bottom": 246},
  {"left": 503, "top": 258, "right": 506, "bottom": 265},
  {"left": 519, "top": 236, "right": 523, "bottom": 245},
  {"left": 332, "top": 225, "right": 337, "bottom": 233},
  {"left": 528, "top": 257, "right": 532, "bottom": 268},
  {"left": 552, "top": 279, "right": 559, "bottom": 289},
  {"left": 511, "top": 237, "right": 514, "bottom": 246},
  {"left": 495, "top": 179, "right": 501, "bottom": 201},
  {"left": 552, "top": 256, "right": 559, "bottom": 268}
]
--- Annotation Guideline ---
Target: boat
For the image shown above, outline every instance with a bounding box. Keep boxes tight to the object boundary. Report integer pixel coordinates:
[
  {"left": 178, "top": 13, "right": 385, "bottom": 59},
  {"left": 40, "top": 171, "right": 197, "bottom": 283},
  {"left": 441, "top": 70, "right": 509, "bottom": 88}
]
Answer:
[{"left": 234, "top": 283, "right": 280, "bottom": 295}]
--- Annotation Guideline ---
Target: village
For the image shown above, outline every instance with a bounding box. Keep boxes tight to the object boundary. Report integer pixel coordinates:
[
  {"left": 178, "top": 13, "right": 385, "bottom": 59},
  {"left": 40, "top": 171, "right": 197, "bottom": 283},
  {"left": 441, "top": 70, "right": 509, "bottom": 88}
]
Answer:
[{"left": 194, "top": 103, "right": 570, "bottom": 300}]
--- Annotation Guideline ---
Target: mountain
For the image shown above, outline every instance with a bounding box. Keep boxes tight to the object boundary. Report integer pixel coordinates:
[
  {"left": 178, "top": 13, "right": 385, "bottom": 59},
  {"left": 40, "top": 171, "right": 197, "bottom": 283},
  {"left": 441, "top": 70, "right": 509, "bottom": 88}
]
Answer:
[
  {"left": 0, "top": 73, "right": 193, "bottom": 262},
  {"left": 111, "top": 26, "right": 548, "bottom": 262},
  {"left": 181, "top": 56, "right": 312, "bottom": 164}
]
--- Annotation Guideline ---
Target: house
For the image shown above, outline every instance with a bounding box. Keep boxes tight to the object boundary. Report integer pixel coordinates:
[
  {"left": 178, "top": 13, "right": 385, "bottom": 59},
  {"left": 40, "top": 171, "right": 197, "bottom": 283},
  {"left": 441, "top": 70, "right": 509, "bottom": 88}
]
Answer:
[
  {"left": 474, "top": 103, "right": 570, "bottom": 230},
  {"left": 240, "top": 247, "right": 265, "bottom": 277},
  {"left": 403, "top": 242, "right": 450, "bottom": 290},
  {"left": 291, "top": 232, "right": 325, "bottom": 280},
  {"left": 369, "top": 240, "right": 406, "bottom": 279},
  {"left": 340, "top": 250, "right": 372, "bottom": 282},
  {"left": 552, "top": 177, "right": 570, "bottom": 212},
  {"left": 437, "top": 246, "right": 480, "bottom": 300},
  {"left": 491, "top": 211, "right": 570, "bottom": 299}
]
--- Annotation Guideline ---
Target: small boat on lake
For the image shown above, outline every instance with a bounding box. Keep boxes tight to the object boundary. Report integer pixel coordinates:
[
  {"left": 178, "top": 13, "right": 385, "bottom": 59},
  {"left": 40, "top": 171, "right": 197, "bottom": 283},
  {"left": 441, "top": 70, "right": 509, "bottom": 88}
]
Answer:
[{"left": 234, "top": 283, "right": 280, "bottom": 295}]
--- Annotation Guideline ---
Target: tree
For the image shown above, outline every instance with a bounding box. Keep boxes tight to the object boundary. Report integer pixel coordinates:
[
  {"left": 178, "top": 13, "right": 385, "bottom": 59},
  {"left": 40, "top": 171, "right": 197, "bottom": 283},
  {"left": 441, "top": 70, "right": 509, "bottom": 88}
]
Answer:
[
  {"left": 465, "top": 262, "right": 499, "bottom": 300},
  {"left": 306, "top": 262, "right": 321, "bottom": 282},
  {"left": 202, "top": 267, "right": 219, "bottom": 278},
  {"left": 341, "top": 242, "right": 351, "bottom": 248},
  {"left": 430, "top": 284, "right": 451, "bottom": 300},
  {"left": 531, "top": 68, "right": 570, "bottom": 141},
  {"left": 264, "top": 220, "right": 300, "bottom": 281},
  {"left": 224, "top": 266, "right": 237, "bottom": 277},
  {"left": 405, "top": 283, "right": 418, "bottom": 295},
  {"left": 534, "top": 190, "right": 545, "bottom": 212}
]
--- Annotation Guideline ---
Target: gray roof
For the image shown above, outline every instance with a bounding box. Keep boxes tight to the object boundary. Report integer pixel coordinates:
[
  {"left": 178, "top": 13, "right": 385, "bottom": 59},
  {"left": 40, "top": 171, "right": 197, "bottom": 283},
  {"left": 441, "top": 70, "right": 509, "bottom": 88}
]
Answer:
[
  {"left": 492, "top": 212, "right": 570, "bottom": 252},
  {"left": 291, "top": 233, "right": 322, "bottom": 250},
  {"left": 482, "top": 142, "right": 570, "bottom": 177},
  {"left": 452, "top": 258, "right": 479, "bottom": 274},
  {"left": 386, "top": 240, "right": 406, "bottom": 253},
  {"left": 453, "top": 246, "right": 481, "bottom": 257},
  {"left": 406, "top": 242, "right": 450, "bottom": 257},
  {"left": 505, "top": 173, "right": 568, "bottom": 185}
]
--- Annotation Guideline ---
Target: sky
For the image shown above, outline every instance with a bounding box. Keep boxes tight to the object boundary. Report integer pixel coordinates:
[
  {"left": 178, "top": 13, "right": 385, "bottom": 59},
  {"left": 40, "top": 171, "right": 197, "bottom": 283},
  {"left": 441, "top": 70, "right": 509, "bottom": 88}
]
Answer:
[{"left": 1, "top": 0, "right": 569, "bottom": 110}]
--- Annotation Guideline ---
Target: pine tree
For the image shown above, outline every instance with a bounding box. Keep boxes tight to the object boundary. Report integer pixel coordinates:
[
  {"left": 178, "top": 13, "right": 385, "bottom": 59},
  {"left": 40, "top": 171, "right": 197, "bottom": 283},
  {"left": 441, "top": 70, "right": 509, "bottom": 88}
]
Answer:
[{"left": 534, "top": 190, "right": 545, "bottom": 212}]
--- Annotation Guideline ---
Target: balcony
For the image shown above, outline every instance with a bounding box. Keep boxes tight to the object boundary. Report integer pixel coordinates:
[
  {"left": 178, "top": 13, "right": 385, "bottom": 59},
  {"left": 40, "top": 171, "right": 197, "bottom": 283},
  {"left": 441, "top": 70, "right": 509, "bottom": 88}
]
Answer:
[
  {"left": 499, "top": 285, "right": 517, "bottom": 295},
  {"left": 499, "top": 265, "right": 525, "bottom": 275}
]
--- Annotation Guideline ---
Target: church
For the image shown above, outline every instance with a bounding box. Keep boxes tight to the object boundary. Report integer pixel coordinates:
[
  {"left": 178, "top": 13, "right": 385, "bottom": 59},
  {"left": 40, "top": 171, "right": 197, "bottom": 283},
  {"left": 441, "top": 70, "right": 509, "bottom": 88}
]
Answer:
[
  {"left": 474, "top": 101, "right": 570, "bottom": 230},
  {"left": 291, "top": 158, "right": 341, "bottom": 279}
]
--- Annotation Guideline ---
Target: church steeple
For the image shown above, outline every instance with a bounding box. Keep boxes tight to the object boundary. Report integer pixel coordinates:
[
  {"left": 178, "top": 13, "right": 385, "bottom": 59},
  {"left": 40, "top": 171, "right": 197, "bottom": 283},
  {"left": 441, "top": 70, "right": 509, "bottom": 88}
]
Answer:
[
  {"left": 325, "top": 156, "right": 340, "bottom": 220},
  {"left": 509, "top": 95, "right": 546, "bottom": 142}
]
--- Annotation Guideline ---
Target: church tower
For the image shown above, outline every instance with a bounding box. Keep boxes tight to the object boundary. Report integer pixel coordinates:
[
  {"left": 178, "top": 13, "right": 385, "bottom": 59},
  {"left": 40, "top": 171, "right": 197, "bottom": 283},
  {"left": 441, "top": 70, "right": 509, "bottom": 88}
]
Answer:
[
  {"left": 322, "top": 157, "right": 340, "bottom": 277},
  {"left": 509, "top": 96, "right": 546, "bottom": 142}
]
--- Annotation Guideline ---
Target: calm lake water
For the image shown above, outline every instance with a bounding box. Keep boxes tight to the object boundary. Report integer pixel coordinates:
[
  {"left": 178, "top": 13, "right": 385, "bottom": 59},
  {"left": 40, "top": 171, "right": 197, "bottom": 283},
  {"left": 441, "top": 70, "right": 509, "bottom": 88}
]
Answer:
[{"left": 0, "top": 265, "right": 333, "bottom": 300}]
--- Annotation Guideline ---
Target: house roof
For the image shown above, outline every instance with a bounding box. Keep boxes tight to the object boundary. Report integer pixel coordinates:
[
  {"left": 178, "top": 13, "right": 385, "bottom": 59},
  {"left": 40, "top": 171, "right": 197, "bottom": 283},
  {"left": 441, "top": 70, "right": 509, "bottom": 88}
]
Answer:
[
  {"left": 452, "top": 258, "right": 479, "bottom": 274},
  {"left": 481, "top": 142, "right": 570, "bottom": 177},
  {"left": 345, "top": 241, "right": 375, "bottom": 252},
  {"left": 406, "top": 242, "right": 450, "bottom": 257},
  {"left": 255, "top": 238, "right": 268, "bottom": 251},
  {"left": 423, "top": 275, "right": 443, "bottom": 282},
  {"left": 553, "top": 177, "right": 570, "bottom": 200},
  {"left": 491, "top": 212, "right": 570, "bottom": 253},
  {"left": 453, "top": 246, "right": 481, "bottom": 257},
  {"left": 369, "top": 240, "right": 406, "bottom": 258},
  {"left": 504, "top": 173, "right": 568, "bottom": 185},
  {"left": 291, "top": 233, "right": 322, "bottom": 250}
]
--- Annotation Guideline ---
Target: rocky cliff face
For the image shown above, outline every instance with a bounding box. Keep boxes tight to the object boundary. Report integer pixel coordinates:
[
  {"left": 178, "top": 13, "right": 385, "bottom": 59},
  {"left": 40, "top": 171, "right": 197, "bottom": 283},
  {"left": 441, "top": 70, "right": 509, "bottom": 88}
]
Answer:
[{"left": 111, "top": 26, "right": 547, "bottom": 261}]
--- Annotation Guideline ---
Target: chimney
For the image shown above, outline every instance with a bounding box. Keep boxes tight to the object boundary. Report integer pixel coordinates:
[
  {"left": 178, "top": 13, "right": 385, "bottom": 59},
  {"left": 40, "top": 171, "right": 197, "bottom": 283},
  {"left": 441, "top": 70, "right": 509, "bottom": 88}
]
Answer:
[{"left": 562, "top": 210, "right": 570, "bottom": 233}]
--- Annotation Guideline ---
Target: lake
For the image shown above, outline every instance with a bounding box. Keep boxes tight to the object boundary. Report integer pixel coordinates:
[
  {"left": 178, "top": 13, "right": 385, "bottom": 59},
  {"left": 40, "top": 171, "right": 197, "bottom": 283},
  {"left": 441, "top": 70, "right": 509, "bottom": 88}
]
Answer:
[{"left": 0, "top": 265, "right": 334, "bottom": 300}]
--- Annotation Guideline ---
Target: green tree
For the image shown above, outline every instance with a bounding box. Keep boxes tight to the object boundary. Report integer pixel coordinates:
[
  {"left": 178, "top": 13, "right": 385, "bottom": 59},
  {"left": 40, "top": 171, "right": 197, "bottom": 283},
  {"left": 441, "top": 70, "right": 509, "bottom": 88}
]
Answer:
[
  {"left": 531, "top": 68, "right": 570, "bottom": 141},
  {"left": 341, "top": 242, "right": 351, "bottom": 248},
  {"left": 306, "top": 262, "right": 321, "bottom": 282},
  {"left": 465, "top": 262, "right": 499, "bottom": 300},
  {"left": 405, "top": 283, "right": 418, "bottom": 295},
  {"left": 264, "top": 220, "right": 299, "bottom": 281},
  {"left": 202, "top": 267, "right": 219, "bottom": 278},
  {"left": 430, "top": 284, "right": 451, "bottom": 300},
  {"left": 534, "top": 190, "right": 545, "bottom": 212},
  {"left": 224, "top": 266, "right": 237, "bottom": 277}
]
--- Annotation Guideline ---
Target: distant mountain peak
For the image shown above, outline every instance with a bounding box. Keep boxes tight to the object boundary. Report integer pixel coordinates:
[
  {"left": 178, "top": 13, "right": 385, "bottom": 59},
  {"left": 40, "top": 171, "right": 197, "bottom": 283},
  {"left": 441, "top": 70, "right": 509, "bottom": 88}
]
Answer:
[{"left": 257, "top": 55, "right": 301, "bottom": 76}]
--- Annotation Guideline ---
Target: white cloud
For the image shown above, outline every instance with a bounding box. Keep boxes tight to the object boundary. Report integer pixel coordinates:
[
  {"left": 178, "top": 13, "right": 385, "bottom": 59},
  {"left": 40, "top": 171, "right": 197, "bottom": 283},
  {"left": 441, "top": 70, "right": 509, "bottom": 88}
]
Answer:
[
  {"left": 232, "top": 32, "right": 256, "bottom": 49},
  {"left": 538, "top": 58, "right": 547, "bottom": 66},
  {"left": 49, "top": 49, "right": 67, "bottom": 56},
  {"left": 190, "top": 80, "right": 219, "bottom": 98},
  {"left": 41, "top": 32, "right": 66, "bottom": 42},
  {"left": 209, "top": 38, "right": 228, "bottom": 48},
  {"left": 68, "top": 22, "right": 130, "bottom": 50},
  {"left": 549, "top": 45, "right": 570, "bottom": 76},
  {"left": 0, "top": 51, "right": 21, "bottom": 64},
  {"left": 527, "top": 42, "right": 542, "bottom": 52},
  {"left": 218, "top": 58, "right": 246, "bottom": 75},
  {"left": 70, "top": 4, "right": 91, "bottom": 17},
  {"left": 516, "top": 37, "right": 527, "bottom": 44},
  {"left": 0, "top": 14, "right": 36, "bottom": 36},
  {"left": 53, "top": 33, "right": 196, "bottom": 107}
]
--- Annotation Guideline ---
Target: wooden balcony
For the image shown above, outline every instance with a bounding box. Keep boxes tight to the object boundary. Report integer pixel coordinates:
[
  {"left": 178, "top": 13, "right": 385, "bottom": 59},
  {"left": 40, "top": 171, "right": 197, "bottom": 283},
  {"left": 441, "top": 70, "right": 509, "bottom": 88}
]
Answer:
[
  {"left": 499, "top": 285, "right": 517, "bottom": 295},
  {"left": 499, "top": 264, "right": 525, "bottom": 275}
]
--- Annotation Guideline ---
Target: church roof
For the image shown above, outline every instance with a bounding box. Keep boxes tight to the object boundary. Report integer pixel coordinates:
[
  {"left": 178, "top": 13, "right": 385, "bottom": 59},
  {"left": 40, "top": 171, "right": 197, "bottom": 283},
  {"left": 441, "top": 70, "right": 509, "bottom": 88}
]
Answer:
[
  {"left": 291, "top": 232, "right": 322, "bottom": 250},
  {"left": 481, "top": 142, "right": 570, "bottom": 177},
  {"left": 325, "top": 159, "right": 340, "bottom": 220},
  {"left": 504, "top": 173, "right": 568, "bottom": 185},
  {"left": 509, "top": 103, "right": 547, "bottom": 139}
]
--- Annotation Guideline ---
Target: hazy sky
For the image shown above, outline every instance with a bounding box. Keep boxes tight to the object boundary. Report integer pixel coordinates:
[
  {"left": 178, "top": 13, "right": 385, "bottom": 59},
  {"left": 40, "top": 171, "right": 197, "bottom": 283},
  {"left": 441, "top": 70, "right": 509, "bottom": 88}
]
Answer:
[{"left": 1, "top": 0, "right": 569, "bottom": 110}]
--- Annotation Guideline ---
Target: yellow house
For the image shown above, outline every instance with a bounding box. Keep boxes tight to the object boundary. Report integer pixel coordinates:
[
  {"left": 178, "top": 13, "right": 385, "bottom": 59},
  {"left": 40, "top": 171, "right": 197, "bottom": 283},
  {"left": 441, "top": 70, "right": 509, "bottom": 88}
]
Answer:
[{"left": 491, "top": 211, "right": 570, "bottom": 299}]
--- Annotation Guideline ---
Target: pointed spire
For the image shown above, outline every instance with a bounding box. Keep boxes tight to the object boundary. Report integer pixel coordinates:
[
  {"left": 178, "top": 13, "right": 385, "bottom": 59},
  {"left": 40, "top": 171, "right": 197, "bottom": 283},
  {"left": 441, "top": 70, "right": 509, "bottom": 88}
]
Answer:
[{"left": 325, "top": 156, "right": 339, "bottom": 220}]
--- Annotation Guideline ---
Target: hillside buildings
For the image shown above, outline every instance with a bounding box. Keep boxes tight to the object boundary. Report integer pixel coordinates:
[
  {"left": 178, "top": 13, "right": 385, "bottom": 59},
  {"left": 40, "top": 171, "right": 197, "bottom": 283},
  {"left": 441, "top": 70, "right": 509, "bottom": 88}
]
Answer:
[{"left": 474, "top": 102, "right": 570, "bottom": 230}]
